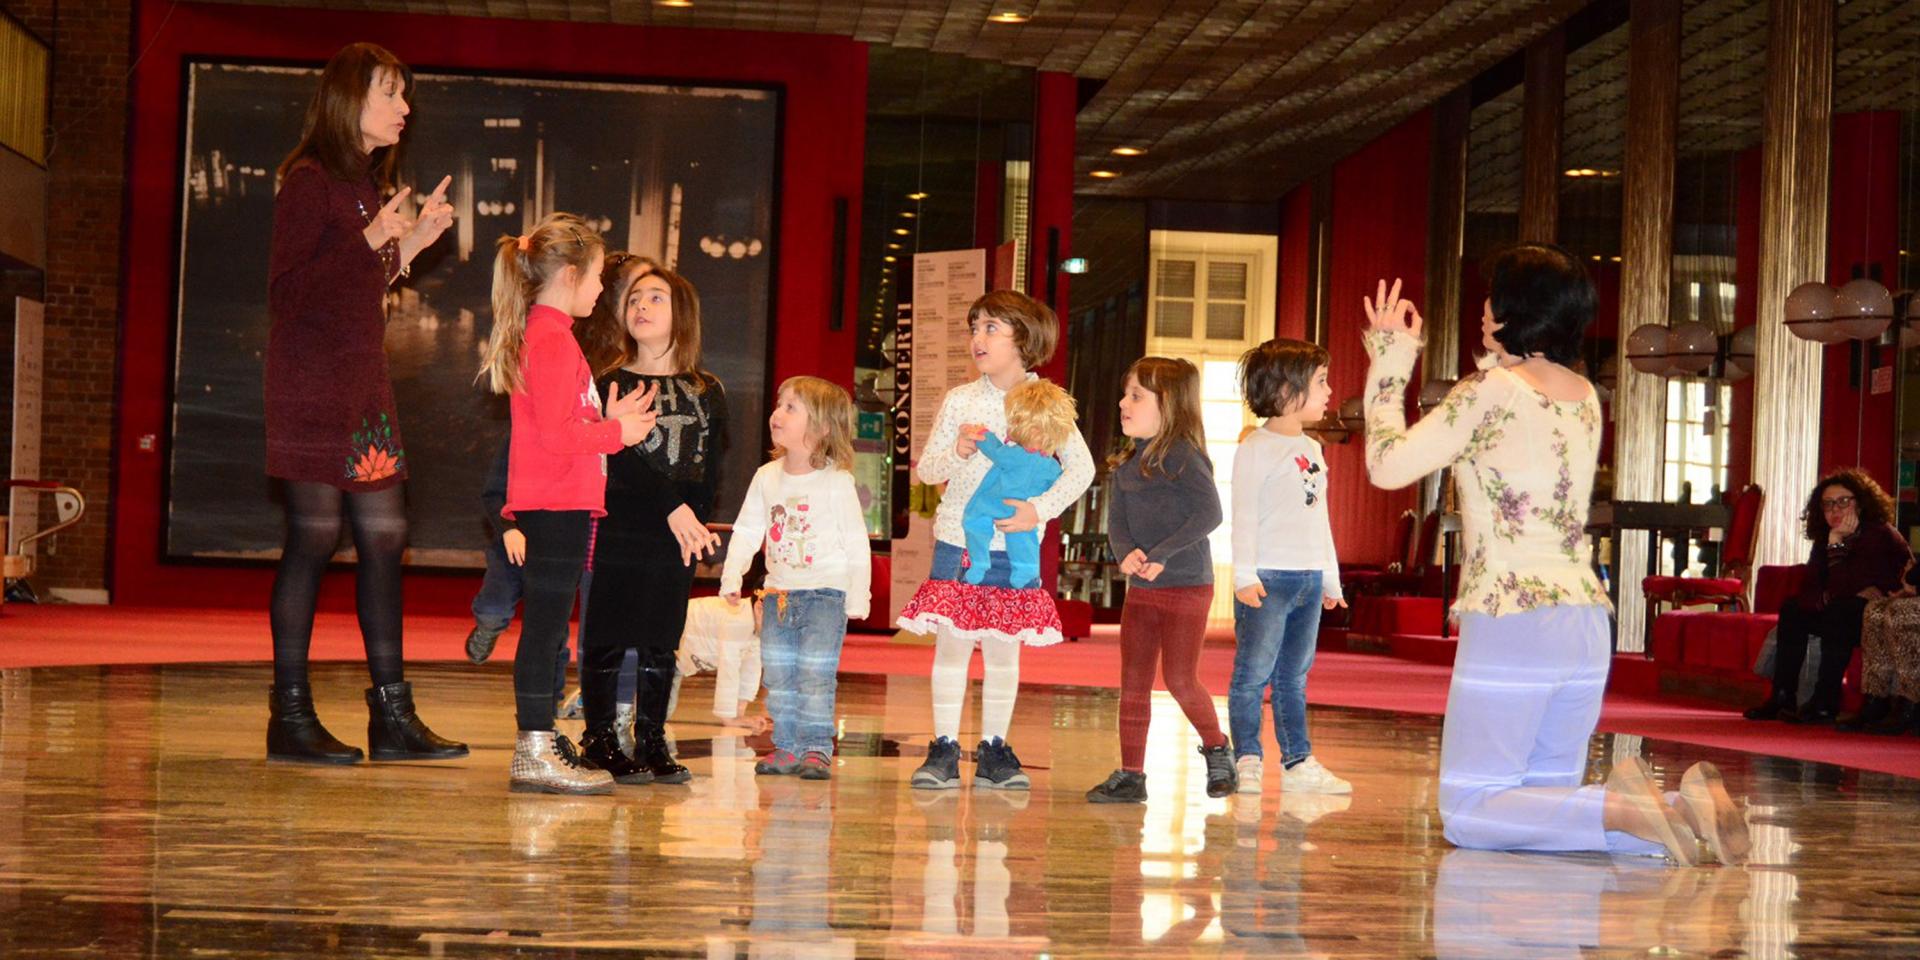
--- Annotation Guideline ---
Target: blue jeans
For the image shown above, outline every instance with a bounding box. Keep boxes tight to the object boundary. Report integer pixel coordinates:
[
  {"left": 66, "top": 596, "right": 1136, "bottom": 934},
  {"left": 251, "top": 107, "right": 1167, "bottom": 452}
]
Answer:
[
  {"left": 760, "top": 588, "right": 848, "bottom": 756},
  {"left": 1229, "top": 569, "right": 1323, "bottom": 765},
  {"left": 929, "top": 539, "right": 1028, "bottom": 589},
  {"left": 471, "top": 533, "right": 602, "bottom": 700}
]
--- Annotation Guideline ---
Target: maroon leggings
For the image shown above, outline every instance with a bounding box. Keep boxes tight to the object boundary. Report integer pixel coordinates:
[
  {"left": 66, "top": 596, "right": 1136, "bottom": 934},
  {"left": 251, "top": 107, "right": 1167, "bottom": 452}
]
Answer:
[{"left": 1119, "top": 583, "right": 1227, "bottom": 770}]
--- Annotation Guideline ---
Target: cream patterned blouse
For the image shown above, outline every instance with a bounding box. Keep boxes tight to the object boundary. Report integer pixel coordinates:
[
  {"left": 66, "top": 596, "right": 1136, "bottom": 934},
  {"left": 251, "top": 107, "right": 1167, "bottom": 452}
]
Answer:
[{"left": 1362, "top": 328, "right": 1610, "bottom": 618}]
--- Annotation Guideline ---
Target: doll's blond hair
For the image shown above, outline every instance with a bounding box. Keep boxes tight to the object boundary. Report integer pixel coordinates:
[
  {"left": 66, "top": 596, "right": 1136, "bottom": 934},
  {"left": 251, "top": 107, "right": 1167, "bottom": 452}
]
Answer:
[{"left": 1004, "top": 379, "right": 1077, "bottom": 454}]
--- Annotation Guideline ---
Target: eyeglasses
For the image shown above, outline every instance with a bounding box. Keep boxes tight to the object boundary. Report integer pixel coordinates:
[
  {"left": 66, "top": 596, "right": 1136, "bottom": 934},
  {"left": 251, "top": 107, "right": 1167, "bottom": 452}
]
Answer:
[{"left": 1821, "top": 495, "right": 1856, "bottom": 511}]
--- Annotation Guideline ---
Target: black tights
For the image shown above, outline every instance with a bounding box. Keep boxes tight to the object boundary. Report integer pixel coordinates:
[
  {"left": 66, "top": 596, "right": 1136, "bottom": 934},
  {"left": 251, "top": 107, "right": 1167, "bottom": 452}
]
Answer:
[
  {"left": 514, "top": 510, "right": 592, "bottom": 732},
  {"left": 270, "top": 481, "right": 407, "bottom": 689}
]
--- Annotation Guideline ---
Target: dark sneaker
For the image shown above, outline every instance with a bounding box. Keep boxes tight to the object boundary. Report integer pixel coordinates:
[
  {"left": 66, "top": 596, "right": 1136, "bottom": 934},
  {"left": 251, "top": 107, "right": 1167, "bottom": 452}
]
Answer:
[
  {"left": 911, "top": 737, "right": 962, "bottom": 789},
  {"left": 756, "top": 748, "right": 803, "bottom": 775},
  {"left": 465, "top": 623, "right": 505, "bottom": 664},
  {"left": 973, "top": 737, "right": 1030, "bottom": 790},
  {"left": 799, "top": 751, "right": 833, "bottom": 780},
  {"left": 1201, "top": 743, "right": 1238, "bottom": 798},
  {"left": 1086, "top": 769, "right": 1146, "bottom": 803}
]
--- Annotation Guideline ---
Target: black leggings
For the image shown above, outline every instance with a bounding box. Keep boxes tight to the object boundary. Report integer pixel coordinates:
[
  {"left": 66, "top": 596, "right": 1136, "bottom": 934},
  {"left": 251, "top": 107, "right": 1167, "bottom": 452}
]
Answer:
[
  {"left": 1773, "top": 595, "right": 1868, "bottom": 712},
  {"left": 514, "top": 510, "right": 592, "bottom": 732},
  {"left": 580, "top": 513, "right": 695, "bottom": 730},
  {"left": 270, "top": 481, "right": 407, "bottom": 689}
]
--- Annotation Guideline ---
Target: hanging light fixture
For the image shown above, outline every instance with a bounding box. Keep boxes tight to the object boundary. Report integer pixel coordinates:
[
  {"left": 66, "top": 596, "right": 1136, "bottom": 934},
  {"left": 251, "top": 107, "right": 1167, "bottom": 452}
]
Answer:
[
  {"left": 1625, "top": 324, "right": 1672, "bottom": 374},
  {"left": 1725, "top": 325, "right": 1758, "bottom": 381},
  {"left": 1665, "top": 321, "right": 1718, "bottom": 375},
  {"left": 1832, "top": 277, "right": 1894, "bottom": 341},
  {"left": 1784, "top": 281, "right": 1845, "bottom": 343}
]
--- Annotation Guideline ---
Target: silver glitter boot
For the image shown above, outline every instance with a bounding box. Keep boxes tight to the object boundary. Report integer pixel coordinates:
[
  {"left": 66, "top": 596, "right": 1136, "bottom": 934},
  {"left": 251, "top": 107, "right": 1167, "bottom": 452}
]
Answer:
[{"left": 510, "top": 730, "right": 614, "bottom": 795}]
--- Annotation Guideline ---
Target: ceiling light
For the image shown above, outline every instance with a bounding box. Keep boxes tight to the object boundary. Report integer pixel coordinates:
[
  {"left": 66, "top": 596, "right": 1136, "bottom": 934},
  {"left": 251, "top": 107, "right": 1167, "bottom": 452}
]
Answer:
[
  {"left": 894, "top": 227, "right": 910, "bottom": 235},
  {"left": 658, "top": 0, "right": 693, "bottom": 6},
  {"left": 1089, "top": 170, "right": 1120, "bottom": 179},
  {"left": 988, "top": 11, "right": 1029, "bottom": 23},
  {"left": 884, "top": 256, "right": 897, "bottom": 263},
  {"left": 907, "top": 191, "right": 929, "bottom": 200},
  {"left": 900, "top": 211, "right": 915, "bottom": 219},
  {"left": 1110, "top": 146, "right": 1145, "bottom": 157}
]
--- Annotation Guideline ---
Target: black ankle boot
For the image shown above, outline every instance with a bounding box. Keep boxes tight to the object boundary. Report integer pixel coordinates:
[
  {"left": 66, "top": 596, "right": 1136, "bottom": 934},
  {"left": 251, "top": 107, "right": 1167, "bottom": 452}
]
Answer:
[
  {"left": 267, "top": 684, "right": 363, "bottom": 764},
  {"left": 366, "top": 681, "right": 469, "bottom": 761},
  {"left": 1866, "top": 697, "right": 1917, "bottom": 735},
  {"left": 1743, "top": 691, "right": 1791, "bottom": 721},
  {"left": 579, "top": 725, "right": 651, "bottom": 785},
  {"left": 1838, "top": 696, "right": 1892, "bottom": 731},
  {"left": 634, "top": 667, "right": 690, "bottom": 783}
]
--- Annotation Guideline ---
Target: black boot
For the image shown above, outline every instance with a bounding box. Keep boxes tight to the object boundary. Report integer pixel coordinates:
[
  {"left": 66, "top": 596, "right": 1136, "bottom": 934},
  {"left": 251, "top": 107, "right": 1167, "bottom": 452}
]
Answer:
[
  {"left": 267, "top": 684, "right": 363, "bottom": 764},
  {"left": 1838, "top": 696, "right": 1892, "bottom": 731},
  {"left": 633, "top": 666, "right": 690, "bottom": 784},
  {"left": 366, "top": 681, "right": 469, "bottom": 761},
  {"left": 1866, "top": 697, "right": 1917, "bottom": 735},
  {"left": 1743, "top": 691, "right": 1791, "bottom": 721},
  {"left": 579, "top": 725, "right": 651, "bottom": 785}
]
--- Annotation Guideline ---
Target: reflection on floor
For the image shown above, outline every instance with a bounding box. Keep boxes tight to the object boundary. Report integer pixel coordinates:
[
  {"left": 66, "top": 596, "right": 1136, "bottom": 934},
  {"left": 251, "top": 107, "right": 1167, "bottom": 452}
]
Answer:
[{"left": 1, "top": 662, "right": 1916, "bottom": 958}]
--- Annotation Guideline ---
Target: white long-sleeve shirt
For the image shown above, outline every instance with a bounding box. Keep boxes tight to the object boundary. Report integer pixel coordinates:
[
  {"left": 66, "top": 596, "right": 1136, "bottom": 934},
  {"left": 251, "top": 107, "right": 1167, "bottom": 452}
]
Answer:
[
  {"left": 914, "top": 374, "right": 1095, "bottom": 550},
  {"left": 719, "top": 459, "right": 872, "bottom": 620},
  {"left": 1231, "top": 427, "right": 1342, "bottom": 599},
  {"left": 676, "top": 596, "right": 761, "bottom": 720}
]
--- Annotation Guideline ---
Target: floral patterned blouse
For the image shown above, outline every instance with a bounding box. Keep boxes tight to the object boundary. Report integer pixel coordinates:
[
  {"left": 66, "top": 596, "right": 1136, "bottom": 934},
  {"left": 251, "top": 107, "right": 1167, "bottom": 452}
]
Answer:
[{"left": 1362, "top": 328, "right": 1609, "bottom": 617}]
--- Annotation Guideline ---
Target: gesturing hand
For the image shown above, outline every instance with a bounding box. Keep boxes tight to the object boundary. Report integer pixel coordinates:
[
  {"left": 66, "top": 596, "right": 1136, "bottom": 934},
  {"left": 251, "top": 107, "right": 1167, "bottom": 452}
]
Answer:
[
  {"left": 606, "top": 380, "right": 659, "bottom": 421},
  {"left": 363, "top": 186, "right": 413, "bottom": 251},
  {"left": 667, "top": 503, "right": 722, "bottom": 567},
  {"left": 1363, "top": 277, "right": 1424, "bottom": 340},
  {"left": 407, "top": 175, "right": 455, "bottom": 248}
]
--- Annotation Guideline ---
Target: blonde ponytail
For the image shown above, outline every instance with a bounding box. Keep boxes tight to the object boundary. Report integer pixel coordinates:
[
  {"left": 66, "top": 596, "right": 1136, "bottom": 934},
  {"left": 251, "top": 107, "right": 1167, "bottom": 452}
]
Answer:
[{"left": 478, "top": 213, "right": 605, "bottom": 395}]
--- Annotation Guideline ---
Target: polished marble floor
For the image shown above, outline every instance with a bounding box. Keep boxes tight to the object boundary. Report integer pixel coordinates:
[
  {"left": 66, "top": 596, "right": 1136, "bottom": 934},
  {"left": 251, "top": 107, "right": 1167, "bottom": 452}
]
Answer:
[{"left": 1, "top": 662, "right": 1917, "bottom": 958}]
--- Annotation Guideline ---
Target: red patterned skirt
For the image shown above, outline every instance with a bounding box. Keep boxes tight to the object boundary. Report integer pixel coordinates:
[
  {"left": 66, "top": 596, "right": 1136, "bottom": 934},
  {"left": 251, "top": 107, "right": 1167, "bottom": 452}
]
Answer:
[{"left": 897, "top": 577, "right": 1064, "bottom": 647}]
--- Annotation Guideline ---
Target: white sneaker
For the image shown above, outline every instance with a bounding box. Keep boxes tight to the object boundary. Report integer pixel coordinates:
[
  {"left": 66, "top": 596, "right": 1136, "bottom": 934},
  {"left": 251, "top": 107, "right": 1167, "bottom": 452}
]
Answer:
[
  {"left": 1281, "top": 756, "right": 1351, "bottom": 795},
  {"left": 1234, "top": 755, "right": 1263, "bottom": 794}
]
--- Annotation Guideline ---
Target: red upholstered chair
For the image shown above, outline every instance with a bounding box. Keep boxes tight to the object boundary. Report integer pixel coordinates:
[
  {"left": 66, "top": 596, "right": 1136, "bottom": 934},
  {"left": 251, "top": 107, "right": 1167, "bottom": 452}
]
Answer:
[
  {"left": 1362, "top": 511, "right": 1444, "bottom": 597},
  {"left": 1341, "top": 510, "right": 1417, "bottom": 594},
  {"left": 1642, "top": 485, "right": 1765, "bottom": 614}
]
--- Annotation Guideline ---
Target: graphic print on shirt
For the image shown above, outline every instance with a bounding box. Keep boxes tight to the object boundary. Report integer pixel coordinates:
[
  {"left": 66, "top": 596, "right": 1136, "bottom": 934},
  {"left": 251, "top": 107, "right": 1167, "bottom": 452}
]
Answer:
[
  {"left": 636, "top": 377, "right": 712, "bottom": 467},
  {"left": 767, "top": 496, "right": 817, "bottom": 569},
  {"left": 1294, "top": 453, "right": 1325, "bottom": 507}
]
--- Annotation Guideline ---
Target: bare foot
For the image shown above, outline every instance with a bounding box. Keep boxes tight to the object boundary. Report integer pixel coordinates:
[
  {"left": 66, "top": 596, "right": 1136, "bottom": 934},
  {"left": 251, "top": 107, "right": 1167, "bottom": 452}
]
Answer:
[{"left": 1603, "top": 757, "right": 1700, "bottom": 866}]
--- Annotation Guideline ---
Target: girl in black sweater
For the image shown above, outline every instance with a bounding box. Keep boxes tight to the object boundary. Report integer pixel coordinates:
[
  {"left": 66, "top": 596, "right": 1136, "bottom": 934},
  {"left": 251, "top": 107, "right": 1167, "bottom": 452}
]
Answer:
[{"left": 578, "top": 255, "right": 729, "bottom": 783}]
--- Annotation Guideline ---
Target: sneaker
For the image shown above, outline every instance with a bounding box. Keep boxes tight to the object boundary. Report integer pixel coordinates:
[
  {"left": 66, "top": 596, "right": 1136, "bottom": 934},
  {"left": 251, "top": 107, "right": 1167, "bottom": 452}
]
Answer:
[
  {"left": 509, "top": 731, "right": 614, "bottom": 795},
  {"left": 1281, "top": 756, "right": 1352, "bottom": 795},
  {"left": 756, "top": 748, "right": 803, "bottom": 775},
  {"left": 911, "top": 737, "right": 962, "bottom": 789},
  {"left": 973, "top": 737, "right": 1031, "bottom": 790},
  {"left": 465, "top": 623, "right": 505, "bottom": 664},
  {"left": 1200, "top": 744, "right": 1237, "bottom": 798},
  {"left": 799, "top": 751, "right": 833, "bottom": 780},
  {"left": 556, "top": 688, "right": 584, "bottom": 720},
  {"left": 1235, "top": 755, "right": 1263, "bottom": 794},
  {"left": 1086, "top": 769, "right": 1147, "bottom": 803}
]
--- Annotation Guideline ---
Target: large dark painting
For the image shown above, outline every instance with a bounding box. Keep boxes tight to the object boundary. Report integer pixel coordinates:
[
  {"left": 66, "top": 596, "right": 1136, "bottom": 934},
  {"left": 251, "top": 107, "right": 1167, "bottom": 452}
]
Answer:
[{"left": 169, "top": 61, "right": 778, "bottom": 566}]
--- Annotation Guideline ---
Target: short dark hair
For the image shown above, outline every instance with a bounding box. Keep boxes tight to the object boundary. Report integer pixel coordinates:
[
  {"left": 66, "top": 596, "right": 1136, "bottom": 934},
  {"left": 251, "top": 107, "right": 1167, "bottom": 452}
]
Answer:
[
  {"left": 1239, "top": 338, "right": 1330, "bottom": 419},
  {"left": 1802, "top": 467, "right": 1896, "bottom": 542},
  {"left": 1483, "top": 242, "right": 1595, "bottom": 365},
  {"left": 968, "top": 290, "right": 1058, "bottom": 370}
]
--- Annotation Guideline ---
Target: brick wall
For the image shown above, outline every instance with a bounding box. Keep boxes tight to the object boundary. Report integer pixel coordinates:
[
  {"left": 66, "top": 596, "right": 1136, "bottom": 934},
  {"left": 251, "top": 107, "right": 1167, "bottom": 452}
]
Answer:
[{"left": 2, "top": 1, "right": 129, "bottom": 596}]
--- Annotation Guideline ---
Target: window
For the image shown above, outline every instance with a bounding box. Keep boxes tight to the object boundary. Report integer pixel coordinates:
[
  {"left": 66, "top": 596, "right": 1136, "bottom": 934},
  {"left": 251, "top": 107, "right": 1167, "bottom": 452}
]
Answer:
[{"left": 1662, "top": 378, "right": 1730, "bottom": 575}]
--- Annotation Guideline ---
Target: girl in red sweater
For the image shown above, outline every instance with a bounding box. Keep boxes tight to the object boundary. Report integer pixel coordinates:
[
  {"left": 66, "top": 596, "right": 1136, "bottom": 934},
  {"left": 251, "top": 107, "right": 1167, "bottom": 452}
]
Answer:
[{"left": 480, "top": 213, "right": 658, "bottom": 794}]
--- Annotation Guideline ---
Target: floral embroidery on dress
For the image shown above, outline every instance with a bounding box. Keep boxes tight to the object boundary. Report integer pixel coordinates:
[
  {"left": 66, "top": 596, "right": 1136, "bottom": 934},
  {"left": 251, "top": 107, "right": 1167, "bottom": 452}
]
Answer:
[
  {"left": 1531, "top": 434, "right": 1586, "bottom": 560},
  {"left": 345, "top": 413, "right": 405, "bottom": 483},
  {"left": 1483, "top": 467, "right": 1531, "bottom": 542}
]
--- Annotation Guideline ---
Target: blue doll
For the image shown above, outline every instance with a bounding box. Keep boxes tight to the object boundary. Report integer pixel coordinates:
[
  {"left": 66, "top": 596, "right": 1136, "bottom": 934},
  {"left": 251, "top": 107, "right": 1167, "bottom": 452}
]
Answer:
[{"left": 961, "top": 379, "right": 1078, "bottom": 588}]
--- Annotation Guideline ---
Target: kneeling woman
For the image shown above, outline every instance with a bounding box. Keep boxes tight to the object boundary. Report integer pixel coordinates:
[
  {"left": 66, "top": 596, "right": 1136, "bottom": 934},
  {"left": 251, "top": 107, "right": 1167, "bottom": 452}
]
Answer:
[{"left": 1361, "top": 247, "right": 1745, "bottom": 866}]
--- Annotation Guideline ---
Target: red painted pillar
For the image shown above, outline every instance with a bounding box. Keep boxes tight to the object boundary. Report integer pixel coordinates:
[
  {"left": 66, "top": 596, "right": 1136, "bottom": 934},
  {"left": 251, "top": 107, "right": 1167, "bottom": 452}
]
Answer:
[
  {"left": 1029, "top": 71, "right": 1076, "bottom": 594},
  {"left": 1819, "top": 111, "right": 1901, "bottom": 492}
]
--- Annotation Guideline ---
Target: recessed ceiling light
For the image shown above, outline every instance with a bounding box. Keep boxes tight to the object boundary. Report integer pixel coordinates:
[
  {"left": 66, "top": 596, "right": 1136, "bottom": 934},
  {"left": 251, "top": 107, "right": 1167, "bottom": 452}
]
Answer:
[
  {"left": 658, "top": 0, "right": 693, "bottom": 6},
  {"left": 907, "top": 191, "right": 929, "bottom": 200},
  {"left": 1089, "top": 170, "right": 1120, "bottom": 179},
  {"left": 884, "top": 255, "right": 897, "bottom": 263},
  {"left": 887, "top": 243, "right": 902, "bottom": 250},
  {"left": 1110, "top": 146, "right": 1145, "bottom": 156},
  {"left": 900, "top": 211, "right": 916, "bottom": 219},
  {"left": 988, "top": 11, "right": 1029, "bottom": 23},
  {"left": 894, "top": 227, "right": 910, "bottom": 235}
]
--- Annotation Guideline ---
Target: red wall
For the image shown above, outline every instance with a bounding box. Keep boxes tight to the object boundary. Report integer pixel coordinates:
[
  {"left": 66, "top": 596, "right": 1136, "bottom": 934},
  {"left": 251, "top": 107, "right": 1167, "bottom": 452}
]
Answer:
[
  {"left": 1323, "top": 111, "right": 1431, "bottom": 564},
  {"left": 112, "top": 1, "right": 868, "bottom": 608},
  {"left": 1727, "top": 146, "right": 1762, "bottom": 495},
  {"left": 1818, "top": 111, "right": 1902, "bottom": 494},
  {"left": 1276, "top": 184, "right": 1311, "bottom": 341}
]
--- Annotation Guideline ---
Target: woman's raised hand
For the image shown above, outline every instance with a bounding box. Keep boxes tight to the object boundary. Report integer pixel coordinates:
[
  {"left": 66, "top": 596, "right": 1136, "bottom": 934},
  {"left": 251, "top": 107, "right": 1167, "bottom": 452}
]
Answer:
[
  {"left": 362, "top": 187, "right": 413, "bottom": 250},
  {"left": 1363, "top": 277, "right": 1423, "bottom": 340},
  {"left": 407, "top": 175, "right": 455, "bottom": 248}
]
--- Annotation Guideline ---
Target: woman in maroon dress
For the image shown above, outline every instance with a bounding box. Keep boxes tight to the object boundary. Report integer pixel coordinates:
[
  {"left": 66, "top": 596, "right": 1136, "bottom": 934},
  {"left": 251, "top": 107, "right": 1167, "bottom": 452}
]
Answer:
[{"left": 264, "top": 42, "right": 464, "bottom": 763}]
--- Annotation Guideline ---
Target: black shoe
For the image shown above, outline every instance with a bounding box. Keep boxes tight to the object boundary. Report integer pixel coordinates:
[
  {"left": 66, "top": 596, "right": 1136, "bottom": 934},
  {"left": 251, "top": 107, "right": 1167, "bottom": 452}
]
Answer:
[
  {"left": 1743, "top": 694, "right": 1790, "bottom": 721},
  {"left": 366, "top": 682, "right": 469, "bottom": 761},
  {"left": 267, "top": 684, "right": 363, "bottom": 764},
  {"left": 973, "top": 737, "right": 1031, "bottom": 790},
  {"left": 1201, "top": 743, "right": 1238, "bottom": 798},
  {"left": 1838, "top": 696, "right": 1892, "bottom": 731},
  {"left": 465, "top": 623, "right": 505, "bottom": 664},
  {"left": 1785, "top": 704, "right": 1837, "bottom": 726},
  {"left": 633, "top": 666, "right": 691, "bottom": 783},
  {"left": 1086, "top": 769, "right": 1147, "bottom": 804},
  {"left": 1866, "top": 697, "right": 1917, "bottom": 735},
  {"left": 911, "top": 737, "right": 962, "bottom": 789},
  {"left": 579, "top": 725, "right": 651, "bottom": 785}
]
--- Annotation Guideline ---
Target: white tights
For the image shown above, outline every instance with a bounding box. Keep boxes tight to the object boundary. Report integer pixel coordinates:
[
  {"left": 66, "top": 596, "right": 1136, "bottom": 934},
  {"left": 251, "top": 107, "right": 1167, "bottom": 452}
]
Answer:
[{"left": 930, "top": 629, "right": 1022, "bottom": 743}]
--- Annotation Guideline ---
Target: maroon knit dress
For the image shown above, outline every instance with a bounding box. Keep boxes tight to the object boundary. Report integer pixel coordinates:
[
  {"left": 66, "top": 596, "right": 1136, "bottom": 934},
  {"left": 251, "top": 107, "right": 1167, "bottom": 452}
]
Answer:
[{"left": 265, "top": 159, "right": 407, "bottom": 491}]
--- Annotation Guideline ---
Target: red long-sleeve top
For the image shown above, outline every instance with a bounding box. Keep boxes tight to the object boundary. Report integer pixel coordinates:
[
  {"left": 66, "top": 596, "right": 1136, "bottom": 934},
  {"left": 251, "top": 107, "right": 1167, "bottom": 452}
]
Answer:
[{"left": 503, "top": 305, "right": 624, "bottom": 519}]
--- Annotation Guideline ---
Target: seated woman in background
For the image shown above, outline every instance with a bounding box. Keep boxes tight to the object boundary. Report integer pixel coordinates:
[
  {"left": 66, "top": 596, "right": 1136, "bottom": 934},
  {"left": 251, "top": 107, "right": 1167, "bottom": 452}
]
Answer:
[
  {"left": 1745, "top": 468, "right": 1911, "bottom": 726},
  {"left": 1839, "top": 560, "right": 1920, "bottom": 735}
]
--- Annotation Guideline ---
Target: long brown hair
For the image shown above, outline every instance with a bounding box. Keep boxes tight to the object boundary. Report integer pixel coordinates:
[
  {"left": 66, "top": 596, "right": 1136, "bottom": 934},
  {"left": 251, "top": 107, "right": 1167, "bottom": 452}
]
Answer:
[
  {"left": 479, "top": 213, "right": 605, "bottom": 395},
  {"left": 1109, "top": 356, "right": 1206, "bottom": 478},
  {"left": 774, "top": 376, "right": 856, "bottom": 472},
  {"left": 608, "top": 266, "right": 709, "bottom": 392},
  {"left": 1802, "top": 467, "right": 1896, "bottom": 542},
  {"left": 276, "top": 43, "right": 411, "bottom": 189},
  {"left": 581, "top": 252, "right": 660, "bottom": 376}
]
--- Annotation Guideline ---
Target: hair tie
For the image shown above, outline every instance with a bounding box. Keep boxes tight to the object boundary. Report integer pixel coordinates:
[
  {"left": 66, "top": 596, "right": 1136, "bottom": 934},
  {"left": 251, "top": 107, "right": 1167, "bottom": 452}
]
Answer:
[{"left": 516, "top": 235, "right": 531, "bottom": 252}]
